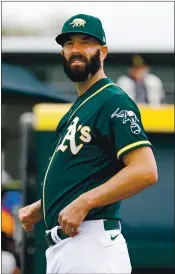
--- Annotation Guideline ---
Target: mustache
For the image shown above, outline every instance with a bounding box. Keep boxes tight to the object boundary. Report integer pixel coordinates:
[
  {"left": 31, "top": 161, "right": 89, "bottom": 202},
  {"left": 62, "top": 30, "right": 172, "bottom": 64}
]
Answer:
[
  {"left": 68, "top": 53, "right": 88, "bottom": 64},
  {"left": 63, "top": 49, "right": 101, "bottom": 82}
]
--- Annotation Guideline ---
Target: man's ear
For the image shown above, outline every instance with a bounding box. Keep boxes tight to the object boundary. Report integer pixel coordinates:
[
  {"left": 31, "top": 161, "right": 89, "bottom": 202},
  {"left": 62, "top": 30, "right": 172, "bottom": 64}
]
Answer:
[
  {"left": 60, "top": 49, "right": 64, "bottom": 56},
  {"left": 100, "top": 45, "right": 108, "bottom": 61}
]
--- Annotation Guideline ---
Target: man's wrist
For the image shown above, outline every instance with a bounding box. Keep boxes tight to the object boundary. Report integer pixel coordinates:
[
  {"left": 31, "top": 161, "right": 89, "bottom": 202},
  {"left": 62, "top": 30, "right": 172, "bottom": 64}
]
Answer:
[
  {"left": 80, "top": 193, "right": 94, "bottom": 212},
  {"left": 34, "top": 200, "right": 41, "bottom": 210}
]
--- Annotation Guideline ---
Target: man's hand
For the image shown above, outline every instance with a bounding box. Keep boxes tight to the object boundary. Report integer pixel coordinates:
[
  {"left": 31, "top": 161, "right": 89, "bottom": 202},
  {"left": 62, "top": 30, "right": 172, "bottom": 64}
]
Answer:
[
  {"left": 18, "top": 200, "right": 42, "bottom": 232},
  {"left": 58, "top": 195, "right": 90, "bottom": 237}
]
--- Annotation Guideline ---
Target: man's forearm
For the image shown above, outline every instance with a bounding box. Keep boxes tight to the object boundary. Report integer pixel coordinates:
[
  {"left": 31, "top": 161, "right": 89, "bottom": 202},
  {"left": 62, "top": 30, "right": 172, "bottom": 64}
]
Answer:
[
  {"left": 31, "top": 199, "right": 42, "bottom": 220},
  {"left": 34, "top": 199, "right": 41, "bottom": 209},
  {"left": 82, "top": 164, "right": 157, "bottom": 211}
]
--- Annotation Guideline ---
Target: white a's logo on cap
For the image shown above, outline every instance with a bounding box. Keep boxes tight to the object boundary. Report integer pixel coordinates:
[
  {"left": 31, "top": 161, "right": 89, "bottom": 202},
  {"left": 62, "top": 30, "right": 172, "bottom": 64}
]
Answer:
[{"left": 70, "top": 18, "right": 86, "bottom": 27}]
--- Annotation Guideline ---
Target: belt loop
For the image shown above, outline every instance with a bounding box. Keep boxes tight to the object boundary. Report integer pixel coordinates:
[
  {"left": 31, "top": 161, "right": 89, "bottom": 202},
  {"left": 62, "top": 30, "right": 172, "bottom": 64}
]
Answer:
[{"left": 51, "top": 226, "right": 61, "bottom": 243}]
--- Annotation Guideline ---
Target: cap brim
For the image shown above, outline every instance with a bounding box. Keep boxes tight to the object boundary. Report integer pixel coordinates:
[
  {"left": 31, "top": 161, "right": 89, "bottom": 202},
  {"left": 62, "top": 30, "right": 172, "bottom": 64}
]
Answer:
[{"left": 55, "top": 31, "right": 105, "bottom": 46}]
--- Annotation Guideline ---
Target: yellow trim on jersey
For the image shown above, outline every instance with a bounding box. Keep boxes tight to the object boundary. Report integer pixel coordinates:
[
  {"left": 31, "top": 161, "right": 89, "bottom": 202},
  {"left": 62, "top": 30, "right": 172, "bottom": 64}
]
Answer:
[
  {"left": 117, "top": 140, "right": 151, "bottom": 159},
  {"left": 33, "top": 83, "right": 115, "bottom": 131},
  {"left": 67, "top": 83, "right": 116, "bottom": 122},
  {"left": 42, "top": 138, "right": 61, "bottom": 228},
  {"left": 33, "top": 104, "right": 174, "bottom": 132}
]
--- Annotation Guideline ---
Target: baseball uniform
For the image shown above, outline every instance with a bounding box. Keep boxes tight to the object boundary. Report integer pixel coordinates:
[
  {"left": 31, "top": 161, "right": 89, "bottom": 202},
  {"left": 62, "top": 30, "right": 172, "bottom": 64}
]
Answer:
[{"left": 42, "top": 78, "right": 152, "bottom": 273}]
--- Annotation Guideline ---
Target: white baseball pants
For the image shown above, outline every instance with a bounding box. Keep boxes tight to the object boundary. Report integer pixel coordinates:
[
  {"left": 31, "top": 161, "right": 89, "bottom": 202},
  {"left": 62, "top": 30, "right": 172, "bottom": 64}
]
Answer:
[{"left": 46, "top": 220, "right": 132, "bottom": 274}]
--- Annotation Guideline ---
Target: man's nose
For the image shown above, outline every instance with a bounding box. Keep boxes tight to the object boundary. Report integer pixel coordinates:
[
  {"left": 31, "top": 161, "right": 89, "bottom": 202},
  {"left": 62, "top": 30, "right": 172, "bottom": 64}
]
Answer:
[{"left": 71, "top": 42, "right": 82, "bottom": 53}]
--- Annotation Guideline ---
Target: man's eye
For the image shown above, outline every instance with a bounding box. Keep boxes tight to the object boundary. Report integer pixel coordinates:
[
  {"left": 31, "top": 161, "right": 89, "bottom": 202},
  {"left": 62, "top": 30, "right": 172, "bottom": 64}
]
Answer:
[{"left": 82, "top": 40, "right": 90, "bottom": 44}]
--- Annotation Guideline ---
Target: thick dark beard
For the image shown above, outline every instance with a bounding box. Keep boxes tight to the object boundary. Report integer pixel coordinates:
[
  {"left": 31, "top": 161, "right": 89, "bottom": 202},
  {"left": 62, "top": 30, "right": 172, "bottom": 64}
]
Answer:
[{"left": 62, "top": 49, "right": 101, "bottom": 82}]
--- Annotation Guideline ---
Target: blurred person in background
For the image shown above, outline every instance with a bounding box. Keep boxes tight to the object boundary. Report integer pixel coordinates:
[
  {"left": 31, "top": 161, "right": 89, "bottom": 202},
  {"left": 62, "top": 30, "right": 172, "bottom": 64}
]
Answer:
[
  {"left": 2, "top": 169, "right": 15, "bottom": 237},
  {"left": 2, "top": 169, "right": 21, "bottom": 274},
  {"left": 2, "top": 232, "right": 21, "bottom": 274},
  {"left": 116, "top": 55, "right": 165, "bottom": 105}
]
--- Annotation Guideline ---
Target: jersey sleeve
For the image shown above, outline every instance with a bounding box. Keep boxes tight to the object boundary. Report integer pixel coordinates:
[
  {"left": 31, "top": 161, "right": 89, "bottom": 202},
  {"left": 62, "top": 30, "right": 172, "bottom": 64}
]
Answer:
[{"left": 95, "top": 94, "right": 152, "bottom": 160}]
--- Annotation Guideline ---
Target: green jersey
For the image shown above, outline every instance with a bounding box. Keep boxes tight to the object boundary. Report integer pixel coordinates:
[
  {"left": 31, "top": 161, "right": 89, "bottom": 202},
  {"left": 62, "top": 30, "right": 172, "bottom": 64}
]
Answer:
[{"left": 41, "top": 78, "right": 152, "bottom": 229}]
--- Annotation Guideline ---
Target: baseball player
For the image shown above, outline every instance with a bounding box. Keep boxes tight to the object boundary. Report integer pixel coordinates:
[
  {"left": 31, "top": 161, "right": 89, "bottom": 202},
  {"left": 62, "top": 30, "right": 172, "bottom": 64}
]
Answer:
[{"left": 18, "top": 14, "right": 158, "bottom": 274}]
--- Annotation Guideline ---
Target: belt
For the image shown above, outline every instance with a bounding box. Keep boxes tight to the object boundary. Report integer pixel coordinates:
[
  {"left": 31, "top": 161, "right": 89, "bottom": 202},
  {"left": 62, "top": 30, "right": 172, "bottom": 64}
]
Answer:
[{"left": 45, "top": 220, "right": 121, "bottom": 247}]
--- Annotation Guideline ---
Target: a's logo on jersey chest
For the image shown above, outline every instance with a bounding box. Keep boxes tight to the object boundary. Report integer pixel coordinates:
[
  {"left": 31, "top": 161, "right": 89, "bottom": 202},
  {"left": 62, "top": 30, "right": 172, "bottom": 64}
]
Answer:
[{"left": 56, "top": 116, "right": 91, "bottom": 155}]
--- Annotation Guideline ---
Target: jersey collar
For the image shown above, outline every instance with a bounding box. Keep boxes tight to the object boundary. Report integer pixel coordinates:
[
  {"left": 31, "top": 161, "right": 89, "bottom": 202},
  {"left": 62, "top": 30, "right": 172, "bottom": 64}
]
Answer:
[{"left": 77, "top": 78, "right": 113, "bottom": 102}]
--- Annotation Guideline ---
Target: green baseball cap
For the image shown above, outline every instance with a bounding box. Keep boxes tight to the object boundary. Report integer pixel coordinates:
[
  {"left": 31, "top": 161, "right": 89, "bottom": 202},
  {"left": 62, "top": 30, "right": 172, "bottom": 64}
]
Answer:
[{"left": 55, "top": 14, "right": 106, "bottom": 46}]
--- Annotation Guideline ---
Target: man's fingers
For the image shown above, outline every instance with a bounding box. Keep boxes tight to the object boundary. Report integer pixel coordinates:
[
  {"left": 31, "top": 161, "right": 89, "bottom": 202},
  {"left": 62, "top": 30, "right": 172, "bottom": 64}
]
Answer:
[
  {"left": 58, "top": 213, "right": 62, "bottom": 226},
  {"left": 18, "top": 208, "right": 29, "bottom": 221},
  {"left": 18, "top": 203, "right": 42, "bottom": 232},
  {"left": 20, "top": 212, "right": 34, "bottom": 228},
  {"left": 64, "top": 223, "right": 79, "bottom": 237},
  {"left": 19, "top": 206, "right": 34, "bottom": 225},
  {"left": 19, "top": 204, "right": 33, "bottom": 218},
  {"left": 20, "top": 214, "right": 32, "bottom": 225},
  {"left": 22, "top": 224, "right": 34, "bottom": 232},
  {"left": 64, "top": 225, "right": 75, "bottom": 237},
  {"left": 60, "top": 219, "right": 66, "bottom": 232}
]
